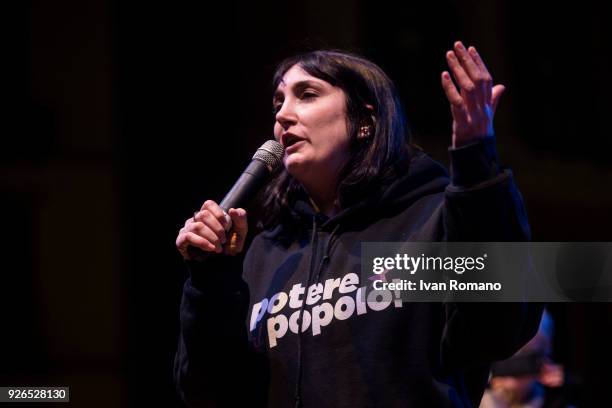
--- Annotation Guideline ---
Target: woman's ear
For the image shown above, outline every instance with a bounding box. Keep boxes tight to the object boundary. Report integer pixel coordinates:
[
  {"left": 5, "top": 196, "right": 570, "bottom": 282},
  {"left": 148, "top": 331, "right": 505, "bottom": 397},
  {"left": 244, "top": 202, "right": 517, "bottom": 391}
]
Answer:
[{"left": 357, "top": 104, "right": 376, "bottom": 140}]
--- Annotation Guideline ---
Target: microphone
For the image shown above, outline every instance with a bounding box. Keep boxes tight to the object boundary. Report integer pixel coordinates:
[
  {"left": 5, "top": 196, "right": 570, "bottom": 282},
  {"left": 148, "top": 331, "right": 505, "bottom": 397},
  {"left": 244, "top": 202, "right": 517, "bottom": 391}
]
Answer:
[
  {"left": 188, "top": 140, "right": 285, "bottom": 260},
  {"left": 218, "top": 140, "right": 285, "bottom": 214}
]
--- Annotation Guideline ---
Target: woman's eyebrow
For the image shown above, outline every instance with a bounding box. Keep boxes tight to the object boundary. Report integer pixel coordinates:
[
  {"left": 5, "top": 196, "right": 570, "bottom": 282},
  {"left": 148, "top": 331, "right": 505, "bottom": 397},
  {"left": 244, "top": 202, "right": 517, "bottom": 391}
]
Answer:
[
  {"left": 273, "top": 80, "right": 324, "bottom": 101},
  {"left": 292, "top": 80, "right": 324, "bottom": 92}
]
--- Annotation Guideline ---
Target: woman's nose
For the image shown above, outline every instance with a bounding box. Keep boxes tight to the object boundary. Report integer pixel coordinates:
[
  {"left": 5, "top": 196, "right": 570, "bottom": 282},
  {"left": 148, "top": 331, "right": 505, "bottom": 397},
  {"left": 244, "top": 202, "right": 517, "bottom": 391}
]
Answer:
[{"left": 275, "top": 101, "right": 297, "bottom": 129}]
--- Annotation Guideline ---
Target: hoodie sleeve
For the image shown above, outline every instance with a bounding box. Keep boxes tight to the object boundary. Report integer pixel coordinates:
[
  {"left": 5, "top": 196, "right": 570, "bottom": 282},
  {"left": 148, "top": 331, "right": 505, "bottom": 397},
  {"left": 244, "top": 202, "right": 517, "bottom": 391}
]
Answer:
[
  {"left": 440, "top": 137, "right": 544, "bottom": 369},
  {"left": 173, "top": 255, "right": 268, "bottom": 407}
]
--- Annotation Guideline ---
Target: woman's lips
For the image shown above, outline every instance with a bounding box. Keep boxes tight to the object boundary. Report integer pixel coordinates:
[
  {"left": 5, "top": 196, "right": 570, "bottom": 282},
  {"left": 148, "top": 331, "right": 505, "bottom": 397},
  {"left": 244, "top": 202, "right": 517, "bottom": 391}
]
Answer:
[{"left": 285, "top": 140, "right": 306, "bottom": 155}]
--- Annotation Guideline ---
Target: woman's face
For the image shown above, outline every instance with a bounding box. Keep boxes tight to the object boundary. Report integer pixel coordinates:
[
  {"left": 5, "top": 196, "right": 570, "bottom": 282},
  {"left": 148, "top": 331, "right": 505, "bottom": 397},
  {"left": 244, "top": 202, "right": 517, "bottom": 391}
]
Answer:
[{"left": 273, "top": 64, "right": 351, "bottom": 183}]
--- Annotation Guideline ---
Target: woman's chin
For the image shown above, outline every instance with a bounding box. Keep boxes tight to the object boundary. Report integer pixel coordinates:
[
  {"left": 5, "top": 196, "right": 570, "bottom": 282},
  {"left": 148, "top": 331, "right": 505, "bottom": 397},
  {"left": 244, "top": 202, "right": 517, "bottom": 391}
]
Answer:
[{"left": 283, "top": 153, "right": 308, "bottom": 173}]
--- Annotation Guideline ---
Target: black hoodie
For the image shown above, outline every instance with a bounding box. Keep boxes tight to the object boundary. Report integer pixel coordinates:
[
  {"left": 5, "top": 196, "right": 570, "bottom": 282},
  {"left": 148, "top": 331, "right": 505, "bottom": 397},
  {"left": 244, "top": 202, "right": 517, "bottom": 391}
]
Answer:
[{"left": 174, "top": 138, "right": 543, "bottom": 408}]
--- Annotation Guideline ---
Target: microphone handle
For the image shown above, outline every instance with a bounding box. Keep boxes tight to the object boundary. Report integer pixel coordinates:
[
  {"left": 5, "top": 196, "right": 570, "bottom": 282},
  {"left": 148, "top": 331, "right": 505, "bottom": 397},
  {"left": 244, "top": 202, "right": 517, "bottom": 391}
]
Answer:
[
  {"left": 187, "top": 158, "right": 271, "bottom": 262},
  {"left": 219, "top": 159, "right": 270, "bottom": 211}
]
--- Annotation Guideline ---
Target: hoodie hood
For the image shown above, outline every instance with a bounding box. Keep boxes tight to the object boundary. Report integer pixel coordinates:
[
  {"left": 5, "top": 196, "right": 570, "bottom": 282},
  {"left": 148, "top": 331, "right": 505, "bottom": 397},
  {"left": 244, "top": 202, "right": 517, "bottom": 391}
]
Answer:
[{"left": 287, "top": 149, "right": 450, "bottom": 231}]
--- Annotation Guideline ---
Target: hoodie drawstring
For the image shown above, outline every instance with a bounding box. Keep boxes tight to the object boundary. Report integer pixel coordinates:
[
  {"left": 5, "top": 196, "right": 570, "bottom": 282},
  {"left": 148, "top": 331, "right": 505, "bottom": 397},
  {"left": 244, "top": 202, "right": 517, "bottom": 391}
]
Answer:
[{"left": 294, "top": 219, "right": 340, "bottom": 408}]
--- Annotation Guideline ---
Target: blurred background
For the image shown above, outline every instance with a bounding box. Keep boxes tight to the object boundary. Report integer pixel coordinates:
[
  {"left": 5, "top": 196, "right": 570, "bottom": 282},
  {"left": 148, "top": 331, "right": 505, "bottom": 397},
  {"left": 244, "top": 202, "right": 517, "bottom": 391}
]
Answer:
[{"left": 3, "top": 0, "right": 612, "bottom": 406}]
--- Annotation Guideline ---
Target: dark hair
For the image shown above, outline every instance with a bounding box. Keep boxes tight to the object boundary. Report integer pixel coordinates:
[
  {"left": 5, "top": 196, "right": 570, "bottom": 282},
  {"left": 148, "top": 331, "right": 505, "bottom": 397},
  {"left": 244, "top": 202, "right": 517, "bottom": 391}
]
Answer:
[{"left": 259, "top": 50, "right": 413, "bottom": 230}]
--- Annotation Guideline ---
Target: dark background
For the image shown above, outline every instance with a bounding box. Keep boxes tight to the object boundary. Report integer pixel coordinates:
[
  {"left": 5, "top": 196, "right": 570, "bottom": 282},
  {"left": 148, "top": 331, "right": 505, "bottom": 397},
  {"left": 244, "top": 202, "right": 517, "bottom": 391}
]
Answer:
[{"left": 3, "top": 0, "right": 612, "bottom": 406}]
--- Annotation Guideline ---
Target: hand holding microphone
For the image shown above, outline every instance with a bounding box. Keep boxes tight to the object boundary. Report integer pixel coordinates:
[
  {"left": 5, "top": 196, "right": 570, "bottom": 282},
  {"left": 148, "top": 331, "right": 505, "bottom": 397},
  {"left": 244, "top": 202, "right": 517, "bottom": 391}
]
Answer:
[
  {"left": 177, "top": 200, "right": 248, "bottom": 258},
  {"left": 175, "top": 140, "right": 284, "bottom": 260}
]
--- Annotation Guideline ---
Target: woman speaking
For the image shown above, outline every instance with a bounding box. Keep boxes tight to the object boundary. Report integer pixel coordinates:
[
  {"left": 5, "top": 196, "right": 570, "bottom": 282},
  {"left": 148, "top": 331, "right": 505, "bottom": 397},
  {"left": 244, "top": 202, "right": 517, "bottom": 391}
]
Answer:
[{"left": 174, "top": 42, "right": 543, "bottom": 407}]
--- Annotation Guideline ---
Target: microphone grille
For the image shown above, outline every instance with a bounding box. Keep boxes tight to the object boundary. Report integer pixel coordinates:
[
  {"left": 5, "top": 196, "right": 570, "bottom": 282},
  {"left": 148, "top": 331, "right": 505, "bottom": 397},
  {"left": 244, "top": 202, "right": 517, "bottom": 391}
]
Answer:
[{"left": 253, "top": 140, "right": 285, "bottom": 172}]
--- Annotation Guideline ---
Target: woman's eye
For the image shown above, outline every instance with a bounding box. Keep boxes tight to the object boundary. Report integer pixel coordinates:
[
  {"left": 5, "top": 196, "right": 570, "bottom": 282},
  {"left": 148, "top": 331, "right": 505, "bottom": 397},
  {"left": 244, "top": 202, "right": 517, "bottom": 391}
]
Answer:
[
  {"left": 301, "top": 91, "right": 317, "bottom": 99},
  {"left": 272, "top": 90, "right": 317, "bottom": 115}
]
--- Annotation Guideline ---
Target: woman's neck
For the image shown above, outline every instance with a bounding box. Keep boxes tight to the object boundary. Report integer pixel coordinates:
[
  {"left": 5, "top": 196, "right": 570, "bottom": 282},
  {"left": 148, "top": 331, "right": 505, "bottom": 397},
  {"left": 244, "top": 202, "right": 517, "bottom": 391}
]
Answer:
[{"left": 302, "top": 181, "right": 338, "bottom": 217}]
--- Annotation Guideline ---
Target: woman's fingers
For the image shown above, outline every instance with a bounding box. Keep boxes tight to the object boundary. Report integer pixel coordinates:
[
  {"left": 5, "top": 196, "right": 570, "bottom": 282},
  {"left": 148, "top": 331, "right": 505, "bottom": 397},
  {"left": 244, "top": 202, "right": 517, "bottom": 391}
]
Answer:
[
  {"left": 201, "top": 200, "right": 230, "bottom": 231},
  {"left": 191, "top": 222, "right": 224, "bottom": 251},
  {"left": 441, "top": 71, "right": 468, "bottom": 124},
  {"left": 491, "top": 84, "right": 506, "bottom": 114},
  {"left": 228, "top": 208, "right": 248, "bottom": 235},
  {"left": 441, "top": 41, "right": 506, "bottom": 147},
  {"left": 176, "top": 205, "right": 249, "bottom": 259},
  {"left": 176, "top": 230, "right": 216, "bottom": 259},
  {"left": 180, "top": 222, "right": 223, "bottom": 253},
  {"left": 441, "top": 71, "right": 462, "bottom": 107},
  {"left": 454, "top": 42, "right": 492, "bottom": 103},
  {"left": 448, "top": 42, "right": 495, "bottom": 111},
  {"left": 176, "top": 200, "right": 234, "bottom": 259},
  {"left": 194, "top": 207, "right": 227, "bottom": 244},
  {"left": 445, "top": 50, "right": 479, "bottom": 112},
  {"left": 467, "top": 45, "right": 489, "bottom": 72},
  {"left": 225, "top": 208, "right": 248, "bottom": 255},
  {"left": 453, "top": 42, "right": 482, "bottom": 85},
  {"left": 467, "top": 46, "right": 493, "bottom": 101}
]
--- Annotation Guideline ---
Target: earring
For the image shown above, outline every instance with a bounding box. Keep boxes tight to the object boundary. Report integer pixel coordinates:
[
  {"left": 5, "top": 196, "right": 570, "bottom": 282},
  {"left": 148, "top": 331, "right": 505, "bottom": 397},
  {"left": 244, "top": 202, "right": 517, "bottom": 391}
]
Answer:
[{"left": 358, "top": 125, "right": 371, "bottom": 139}]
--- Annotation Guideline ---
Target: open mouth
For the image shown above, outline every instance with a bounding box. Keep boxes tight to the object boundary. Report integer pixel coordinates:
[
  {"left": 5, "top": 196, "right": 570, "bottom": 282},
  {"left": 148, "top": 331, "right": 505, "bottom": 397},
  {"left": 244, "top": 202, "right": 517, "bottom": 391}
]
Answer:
[
  {"left": 282, "top": 133, "right": 304, "bottom": 148},
  {"left": 285, "top": 140, "right": 305, "bottom": 154}
]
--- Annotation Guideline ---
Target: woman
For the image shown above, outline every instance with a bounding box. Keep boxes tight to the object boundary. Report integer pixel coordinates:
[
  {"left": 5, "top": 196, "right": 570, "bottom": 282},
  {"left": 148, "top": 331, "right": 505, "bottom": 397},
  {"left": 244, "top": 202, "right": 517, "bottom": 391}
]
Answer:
[{"left": 174, "top": 42, "right": 542, "bottom": 407}]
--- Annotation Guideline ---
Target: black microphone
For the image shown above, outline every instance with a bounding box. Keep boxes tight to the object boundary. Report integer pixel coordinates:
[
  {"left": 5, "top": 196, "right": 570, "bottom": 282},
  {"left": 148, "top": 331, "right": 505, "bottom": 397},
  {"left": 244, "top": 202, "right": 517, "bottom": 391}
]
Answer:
[
  {"left": 218, "top": 140, "right": 285, "bottom": 213},
  {"left": 188, "top": 140, "right": 285, "bottom": 260}
]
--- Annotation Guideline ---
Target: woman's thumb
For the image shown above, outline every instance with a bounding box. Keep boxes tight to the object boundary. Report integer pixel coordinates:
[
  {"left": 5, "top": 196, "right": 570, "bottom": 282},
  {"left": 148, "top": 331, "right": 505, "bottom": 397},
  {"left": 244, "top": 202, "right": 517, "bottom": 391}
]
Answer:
[{"left": 227, "top": 208, "right": 248, "bottom": 253}]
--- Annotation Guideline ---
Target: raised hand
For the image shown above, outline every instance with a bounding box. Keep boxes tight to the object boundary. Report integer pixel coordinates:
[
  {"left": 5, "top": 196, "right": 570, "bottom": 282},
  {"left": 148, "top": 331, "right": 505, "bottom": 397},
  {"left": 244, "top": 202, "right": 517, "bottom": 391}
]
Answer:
[{"left": 441, "top": 41, "right": 506, "bottom": 148}]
